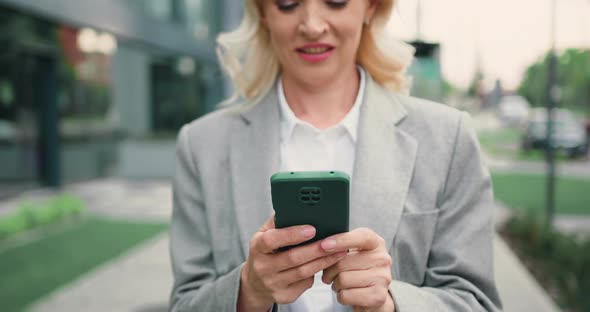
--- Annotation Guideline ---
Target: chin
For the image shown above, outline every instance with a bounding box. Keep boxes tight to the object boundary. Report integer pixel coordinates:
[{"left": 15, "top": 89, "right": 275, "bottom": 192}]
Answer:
[{"left": 290, "top": 65, "right": 339, "bottom": 85}]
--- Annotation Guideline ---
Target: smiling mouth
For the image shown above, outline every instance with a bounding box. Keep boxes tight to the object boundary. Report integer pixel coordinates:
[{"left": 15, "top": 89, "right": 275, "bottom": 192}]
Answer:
[{"left": 296, "top": 47, "right": 334, "bottom": 54}]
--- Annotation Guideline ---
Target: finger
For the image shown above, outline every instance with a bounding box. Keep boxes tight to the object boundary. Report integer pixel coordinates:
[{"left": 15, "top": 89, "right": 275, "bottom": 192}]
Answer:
[
  {"left": 255, "top": 225, "right": 316, "bottom": 254},
  {"left": 258, "top": 215, "right": 276, "bottom": 232},
  {"left": 280, "top": 251, "right": 347, "bottom": 285},
  {"left": 331, "top": 270, "right": 391, "bottom": 292},
  {"left": 274, "top": 276, "right": 314, "bottom": 304},
  {"left": 336, "top": 285, "right": 390, "bottom": 309},
  {"left": 320, "top": 228, "right": 382, "bottom": 253},
  {"left": 322, "top": 250, "right": 391, "bottom": 284},
  {"left": 274, "top": 240, "right": 338, "bottom": 271}
]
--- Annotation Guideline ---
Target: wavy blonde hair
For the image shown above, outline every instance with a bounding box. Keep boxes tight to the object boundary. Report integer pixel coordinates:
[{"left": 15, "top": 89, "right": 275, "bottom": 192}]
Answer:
[{"left": 216, "top": 0, "right": 414, "bottom": 100}]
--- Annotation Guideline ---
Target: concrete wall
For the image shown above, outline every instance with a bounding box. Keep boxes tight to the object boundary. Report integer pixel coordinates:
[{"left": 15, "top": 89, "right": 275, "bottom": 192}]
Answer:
[
  {"left": 112, "top": 45, "right": 151, "bottom": 136},
  {"left": 0, "top": 144, "right": 36, "bottom": 180},
  {"left": 61, "top": 140, "right": 117, "bottom": 181},
  {"left": 118, "top": 140, "right": 176, "bottom": 179}
]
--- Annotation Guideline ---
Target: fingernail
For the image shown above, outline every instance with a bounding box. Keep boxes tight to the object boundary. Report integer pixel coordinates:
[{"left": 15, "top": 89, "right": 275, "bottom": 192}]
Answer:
[
  {"left": 302, "top": 226, "right": 316, "bottom": 238},
  {"left": 322, "top": 239, "right": 336, "bottom": 251}
]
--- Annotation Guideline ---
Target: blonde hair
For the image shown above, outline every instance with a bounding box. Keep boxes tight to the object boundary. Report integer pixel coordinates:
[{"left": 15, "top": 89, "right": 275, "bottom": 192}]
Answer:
[{"left": 216, "top": 0, "right": 414, "bottom": 100}]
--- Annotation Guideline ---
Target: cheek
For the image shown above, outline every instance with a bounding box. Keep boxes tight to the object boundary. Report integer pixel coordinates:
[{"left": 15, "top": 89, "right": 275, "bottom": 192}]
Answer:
[
  {"left": 333, "top": 16, "right": 364, "bottom": 49},
  {"left": 339, "top": 27, "right": 363, "bottom": 56},
  {"left": 267, "top": 23, "right": 295, "bottom": 58}
]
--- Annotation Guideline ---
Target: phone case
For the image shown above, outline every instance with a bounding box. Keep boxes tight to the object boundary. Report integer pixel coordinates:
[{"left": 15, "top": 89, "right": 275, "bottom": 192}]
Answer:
[{"left": 271, "top": 171, "right": 350, "bottom": 249}]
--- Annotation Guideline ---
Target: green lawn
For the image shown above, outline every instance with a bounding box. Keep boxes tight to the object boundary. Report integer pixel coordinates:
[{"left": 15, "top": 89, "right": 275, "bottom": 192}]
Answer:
[
  {"left": 478, "top": 128, "right": 522, "bottom": 150},
  {"left": 0, "top": 217, "right": 167, "bottom": 311},
  {"left": 492, "top": 173, "right": 590, "bottom": 215}
]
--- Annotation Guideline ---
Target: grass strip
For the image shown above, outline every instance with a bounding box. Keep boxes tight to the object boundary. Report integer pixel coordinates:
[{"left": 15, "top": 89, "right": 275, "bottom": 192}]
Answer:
[
  {"left": 0, "top": 216, "right": 167, "bottom": 311},
  {"left": 492, "top": 173, "right": 590, "bottom": 215},
  {"left": 0, "top": 193, "right": 86, "bottom": 240},
  {"left": 501, "top": 214, "right": 590, "bottom": 312}
]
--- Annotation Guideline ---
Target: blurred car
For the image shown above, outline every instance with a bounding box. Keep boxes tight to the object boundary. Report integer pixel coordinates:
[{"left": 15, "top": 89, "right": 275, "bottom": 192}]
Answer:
[
  {"left": 497, "top": 95, "right": 531, "bottom": 126},
  {"left": 521, "top": 108, "right": 588, "bottom": 157}
]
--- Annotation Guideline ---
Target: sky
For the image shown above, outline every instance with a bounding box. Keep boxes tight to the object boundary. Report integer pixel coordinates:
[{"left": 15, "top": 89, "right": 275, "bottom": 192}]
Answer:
[{"left": 387, "top": 0, "right": 590, "bottom": 91}]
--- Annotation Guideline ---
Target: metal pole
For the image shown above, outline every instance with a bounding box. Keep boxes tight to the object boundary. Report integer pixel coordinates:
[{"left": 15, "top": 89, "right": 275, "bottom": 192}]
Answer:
[
  {"left": 37, "top": 54, "right": 61, "bottom": 188},
  {"left": 545, "top": 0, "right": 557, "bottom": 230},
  {"left": 416, "top": 0, "right": 422, "bottom": 40}
]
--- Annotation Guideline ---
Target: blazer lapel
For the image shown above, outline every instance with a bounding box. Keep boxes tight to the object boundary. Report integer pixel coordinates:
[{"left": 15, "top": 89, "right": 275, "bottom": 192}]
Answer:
[
  {"left": 229, "top": 76, "right": 417, "bottom": 258},
  {"left": 350, "top": 77, "right": 418, "bottom": 250},
  {"left": 230, "top": 88, "right": 281, "bottom": 259}
]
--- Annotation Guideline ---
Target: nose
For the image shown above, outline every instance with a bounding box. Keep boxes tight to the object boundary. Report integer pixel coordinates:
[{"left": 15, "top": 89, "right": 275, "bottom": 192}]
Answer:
[{"left": 298, "top": 7, "right": 328, "bottom": 38}]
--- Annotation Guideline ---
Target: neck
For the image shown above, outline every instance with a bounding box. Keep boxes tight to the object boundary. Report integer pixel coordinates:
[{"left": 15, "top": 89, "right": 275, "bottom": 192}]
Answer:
[{"left": 281, "top": 66, "right": 360, "bottom": 129}]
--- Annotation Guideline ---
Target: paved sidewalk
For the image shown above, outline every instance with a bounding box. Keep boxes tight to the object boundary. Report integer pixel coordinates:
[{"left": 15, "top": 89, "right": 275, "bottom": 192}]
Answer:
[
  {"left": 494, "top": 236, "right": 561, "bottom": 312},
  {"left": 7, "top": 179, "right": 563, "bottom": 312},
  {"left": 493, "top": 203, "right": 561, "bottom": 312},
  {"left": 486, "top": 155, "right": 590, "bottom": 179},
  {"left": 29, "top": 233, "right": 172, "bottom": 312}
]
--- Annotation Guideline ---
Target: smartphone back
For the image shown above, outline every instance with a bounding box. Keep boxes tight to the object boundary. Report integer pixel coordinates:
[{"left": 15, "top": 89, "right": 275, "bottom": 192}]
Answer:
[{"left": 271, "top": 171, "right": 349, "bottom": 247}]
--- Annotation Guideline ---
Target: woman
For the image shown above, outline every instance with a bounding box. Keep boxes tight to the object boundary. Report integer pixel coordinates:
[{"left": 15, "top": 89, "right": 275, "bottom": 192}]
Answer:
[{"left": 170, "top": 0, "right": 502, "bottom": 311}]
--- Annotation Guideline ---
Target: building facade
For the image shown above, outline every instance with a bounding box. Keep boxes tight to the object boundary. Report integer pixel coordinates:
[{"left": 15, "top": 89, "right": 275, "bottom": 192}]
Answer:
[{"left": 0, "top": 0, "right": 242, "bottom": 196}]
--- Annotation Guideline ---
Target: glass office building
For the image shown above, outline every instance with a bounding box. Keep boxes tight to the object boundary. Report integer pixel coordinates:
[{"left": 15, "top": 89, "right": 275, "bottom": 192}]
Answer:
[{"left": 0, "top": 0, "right": 241, "bottom": 197}]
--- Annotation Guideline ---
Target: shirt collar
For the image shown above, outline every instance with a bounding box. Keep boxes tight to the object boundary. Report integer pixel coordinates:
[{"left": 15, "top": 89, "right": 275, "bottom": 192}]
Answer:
[{"left": 278, "top": 66, "right": 366, "bottom": 143}]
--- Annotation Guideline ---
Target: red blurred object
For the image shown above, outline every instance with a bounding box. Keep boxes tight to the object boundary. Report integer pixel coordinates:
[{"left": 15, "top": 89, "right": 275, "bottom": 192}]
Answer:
[{"left": 57, "top": 25, "right": 85, "bottom": 67}]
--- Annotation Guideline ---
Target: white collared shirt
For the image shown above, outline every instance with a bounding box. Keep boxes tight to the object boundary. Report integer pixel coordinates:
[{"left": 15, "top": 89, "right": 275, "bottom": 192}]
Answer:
[{"left": 277, "top": 67, "right": 366, "bottom": 312}]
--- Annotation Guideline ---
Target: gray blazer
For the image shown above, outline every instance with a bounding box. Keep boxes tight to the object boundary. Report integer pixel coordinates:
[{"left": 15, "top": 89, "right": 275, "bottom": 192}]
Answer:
[{"left": 169, "top": 75, "right": 503, "bottom": 311}]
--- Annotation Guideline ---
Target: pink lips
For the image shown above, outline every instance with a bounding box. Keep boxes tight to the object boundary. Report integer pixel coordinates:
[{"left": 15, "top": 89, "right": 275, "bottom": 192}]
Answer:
[{"left": 296, "top": 44, "right": 335, "bottom": 63}]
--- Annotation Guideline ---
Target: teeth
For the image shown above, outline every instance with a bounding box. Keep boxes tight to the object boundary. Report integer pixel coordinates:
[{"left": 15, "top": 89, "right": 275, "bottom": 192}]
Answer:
[{"left": 302, "top": 47, "right": 329, "bottom": 54}]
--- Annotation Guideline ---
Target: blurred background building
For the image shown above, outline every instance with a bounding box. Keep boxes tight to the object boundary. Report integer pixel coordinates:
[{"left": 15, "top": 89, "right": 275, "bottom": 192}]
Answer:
[
  {"left": 0, "top": 0, "right": 241, "bottom": 197},
  {"left": 407, "top": 41, "right": 443, "bottom": 102}
]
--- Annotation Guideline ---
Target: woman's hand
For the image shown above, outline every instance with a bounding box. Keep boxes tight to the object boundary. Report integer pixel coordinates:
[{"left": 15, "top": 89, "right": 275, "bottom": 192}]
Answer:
[
  {"left": 321, "top": 228, "right": 395, "bottom": 312},
  {"left": 238, "top": 216, "right": 348, "bottom": 312}
]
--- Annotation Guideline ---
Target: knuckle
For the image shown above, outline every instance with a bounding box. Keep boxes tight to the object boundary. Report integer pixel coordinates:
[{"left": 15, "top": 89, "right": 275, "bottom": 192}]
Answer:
[
  {"left": 376, "top": 254, "right": 393, "bottom": 268},
  {"left": 382, "top": 274, "right": 393, "bottom": 286},
  {"left": 294, "top": 265, "right": 312, "bottom": 280},
  {"left": 383, "top": 271, "right": 393, "bottom": 286},
  {"left": 337, "top": 289, "right": 350, "bottom": 305},
  {"left": 261, "top": 278, "right": 274, "bottom": 290},
  {"left": 285, "top": 251, "right": 301, "bottom": 267},
  {"left": 260, "top": 232, "right": 275, "bottom": 250},
  {"left": 252, "top": 261, "right": 266, "bottom": 275},
  {"left": 372, "top": 294, "right": 387, "bottom": 308}
]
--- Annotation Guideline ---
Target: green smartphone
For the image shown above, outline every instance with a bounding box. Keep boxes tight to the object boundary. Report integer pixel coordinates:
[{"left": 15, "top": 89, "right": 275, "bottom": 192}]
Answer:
[{"left": 271, "top": 171, "right": 350, "bottom": 250}]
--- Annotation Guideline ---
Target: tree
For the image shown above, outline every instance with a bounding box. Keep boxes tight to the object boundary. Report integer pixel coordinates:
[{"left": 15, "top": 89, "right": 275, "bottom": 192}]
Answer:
[{"left": 519, "top": 49, "right": 590, "bottom": 114}]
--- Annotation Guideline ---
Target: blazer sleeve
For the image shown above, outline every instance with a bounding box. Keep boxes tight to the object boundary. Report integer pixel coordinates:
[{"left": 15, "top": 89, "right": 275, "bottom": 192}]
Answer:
[
  {"left": 169, "top": 125, "right": 242, "bottom": 312},
  {"left": 389, "top": 112, "right": 503, "bottom": 311}
]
